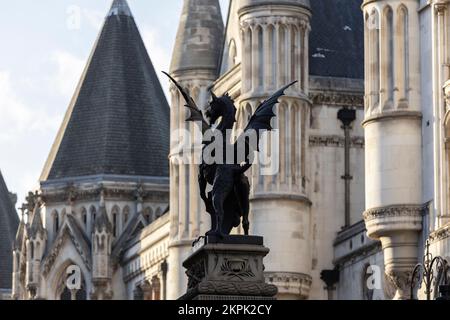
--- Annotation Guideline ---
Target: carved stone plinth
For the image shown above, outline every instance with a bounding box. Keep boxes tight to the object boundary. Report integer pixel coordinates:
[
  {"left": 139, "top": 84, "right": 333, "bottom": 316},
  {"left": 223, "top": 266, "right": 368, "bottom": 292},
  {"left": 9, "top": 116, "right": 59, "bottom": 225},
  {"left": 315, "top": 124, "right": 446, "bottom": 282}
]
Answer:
[{"left": 179, "top": 236, "right": 278, "bottom": 300}]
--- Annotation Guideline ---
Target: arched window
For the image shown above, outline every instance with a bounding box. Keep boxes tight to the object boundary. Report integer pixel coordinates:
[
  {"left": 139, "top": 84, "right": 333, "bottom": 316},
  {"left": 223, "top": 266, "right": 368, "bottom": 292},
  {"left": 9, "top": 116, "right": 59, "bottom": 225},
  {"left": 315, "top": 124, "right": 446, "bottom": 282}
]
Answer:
[
  {"left": 30, "top": 242, "right": 34, "bottom": 259},
  {"left": 81, "top": 207, "right": 87, "bottom": 228},
  {"left": 268, "top": 24, "right": 277, "bottom": 88},
  {"left": 90, "top": 206, "right": 97, "bottom": 230},
  {"left": 53, "top": 211, "right": 60, "bottom": 234},
  {"left": 398, "top": 6, "right": 409, "bottom": 103},
  {"left": 112, "top": 205, "right": 120, "bottom": 237},
  {"left": 257, "top": 26, "right": 264, "bottom": 88},
  {"left": 367, "top": 9, "right": 380, "bottom": 110},
  {"left": 59, "top": 266, "right": 87, "bottom": 300},
  {"left": 228, "top": 39, "right": 237, "bottom": 70},
  {"left": 383, "top": 6, "right": 394, "bottom": 105}
]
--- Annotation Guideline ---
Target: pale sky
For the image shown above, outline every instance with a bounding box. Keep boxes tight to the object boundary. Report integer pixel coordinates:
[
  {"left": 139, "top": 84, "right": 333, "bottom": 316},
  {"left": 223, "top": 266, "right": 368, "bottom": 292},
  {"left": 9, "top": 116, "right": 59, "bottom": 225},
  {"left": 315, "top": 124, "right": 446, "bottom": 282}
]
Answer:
[{"left": 0, "top": 0, "right": 229, "bottom": 209}]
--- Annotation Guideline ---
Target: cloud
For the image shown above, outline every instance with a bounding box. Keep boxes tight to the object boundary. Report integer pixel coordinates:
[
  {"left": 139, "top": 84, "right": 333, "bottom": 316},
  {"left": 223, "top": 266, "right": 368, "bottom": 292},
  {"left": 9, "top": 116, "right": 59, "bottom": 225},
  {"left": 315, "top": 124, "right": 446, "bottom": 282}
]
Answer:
[
  {"left": 82, "top": 8, "right": 104, "bottom": 31},
  {"left": 0, "top": 70, "right": 61, "bottom": 204},
  {"left": 51, "top": 50, "right": 85, "bottom": 98},
  {"left": 141, "top": 26, "right": 171, "bottom": 100},
  {"left": 0, "top": 72, "right": 32, "bottom": 141}
]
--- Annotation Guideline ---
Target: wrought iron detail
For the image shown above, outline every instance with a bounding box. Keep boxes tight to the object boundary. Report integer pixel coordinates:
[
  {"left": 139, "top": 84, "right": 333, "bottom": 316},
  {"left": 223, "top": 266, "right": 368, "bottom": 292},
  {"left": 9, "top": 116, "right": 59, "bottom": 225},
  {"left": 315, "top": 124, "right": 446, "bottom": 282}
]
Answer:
[{"left": 410, "top": 240, "right": 449, "bottom": 300}]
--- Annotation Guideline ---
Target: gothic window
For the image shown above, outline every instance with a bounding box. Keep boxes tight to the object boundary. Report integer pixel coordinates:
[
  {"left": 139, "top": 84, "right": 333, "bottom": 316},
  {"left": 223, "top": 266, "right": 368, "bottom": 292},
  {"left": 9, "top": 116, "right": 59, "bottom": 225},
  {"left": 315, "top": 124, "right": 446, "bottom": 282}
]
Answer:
[
  {"left": 30, "top": 242, "right": 34, "bottom": 259},
  {"left": 228, "top": 39, "right": 237, "bottom": 70},
  {"left": 90, "top": 206, "right": 97, "bottom": 230},
  {"left": 53, "top": 210, "right": 60, "bottom": 234},
  {"left": 398, "top": 5, "right": 409, "bottom": 102},
  {"left": 445, "top": 113, "right": 450, "bottom": 213},
  {"left": 367, "top": 9, "right": 380, "bottom": 109},
  {"left": 81, "top": 207, "right": 87, "bottom": 228},
  {"left": 383, "top": 6, "right": 394, "bottom": 104},
  {"left": 112, "top": 205, "right": 120, "bottom": 237},
  {"left": 269, "top": 25, "right": 277, "bottom": 87},
  {"left": 257, "top": 26, "right": 264, "bottom": 88},
  {"left": 60, "top": 287, "right": 71, "bottom": 301},
  {"left": 59, "top": 271, "right": 87, "bottom": 301}
]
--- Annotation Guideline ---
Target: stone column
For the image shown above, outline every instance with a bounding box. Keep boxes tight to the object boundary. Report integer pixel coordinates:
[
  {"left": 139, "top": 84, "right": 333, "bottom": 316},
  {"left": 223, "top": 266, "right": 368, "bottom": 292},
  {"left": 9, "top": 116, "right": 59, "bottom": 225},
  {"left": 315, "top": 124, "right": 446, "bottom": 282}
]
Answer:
[
  {"left": 362, "top": 0, "right": 423, "bottom": 300},
  {"left": 238, "top": 2, "right": 313, "bottom": 299}
]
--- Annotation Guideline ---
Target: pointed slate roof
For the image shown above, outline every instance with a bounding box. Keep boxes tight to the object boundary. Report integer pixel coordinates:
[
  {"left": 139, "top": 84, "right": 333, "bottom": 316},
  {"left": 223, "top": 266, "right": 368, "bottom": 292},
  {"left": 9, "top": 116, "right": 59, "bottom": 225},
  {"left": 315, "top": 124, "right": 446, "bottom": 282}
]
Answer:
[
  {"left": 309, "top": 0, "right": 364, "bottom": 79},
  {"left": 41, "top": 0, "right": 170, "bottom": 182},
  {"left": 0, "top": 171, "right": 19, "bottom": 289},
  {"left": 170, "top": 0, "right": 224, "bottom": 75}
]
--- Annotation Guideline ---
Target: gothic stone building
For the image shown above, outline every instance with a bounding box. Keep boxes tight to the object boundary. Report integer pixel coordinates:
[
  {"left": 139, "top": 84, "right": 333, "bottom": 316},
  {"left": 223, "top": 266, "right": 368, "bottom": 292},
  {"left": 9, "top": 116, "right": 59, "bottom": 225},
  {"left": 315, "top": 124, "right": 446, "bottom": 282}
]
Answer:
[{"left": 15, "top": 0, "right": 446, "bottom": 300}]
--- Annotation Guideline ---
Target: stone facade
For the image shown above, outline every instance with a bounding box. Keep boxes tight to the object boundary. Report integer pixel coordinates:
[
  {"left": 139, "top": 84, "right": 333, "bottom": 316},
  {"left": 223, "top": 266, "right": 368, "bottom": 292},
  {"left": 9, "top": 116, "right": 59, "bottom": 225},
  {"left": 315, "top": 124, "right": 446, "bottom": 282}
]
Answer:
[
  {"left": 361, "top": 0, "right": 450, "bottom": 299},
  {"left": 166, "top": 0, "right": 368, "bottom": 300},
  {"left": 17, "top": 0, "right": 444, "bottom": 300}
]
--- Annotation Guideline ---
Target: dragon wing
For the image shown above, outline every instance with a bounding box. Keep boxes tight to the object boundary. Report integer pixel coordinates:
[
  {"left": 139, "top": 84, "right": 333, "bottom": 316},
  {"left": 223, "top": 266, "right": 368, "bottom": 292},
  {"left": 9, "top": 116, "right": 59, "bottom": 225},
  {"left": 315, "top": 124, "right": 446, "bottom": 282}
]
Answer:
[
  {"left": 235, "top": 81, "right": 297, "bottom": 171},
  {"left": 162, "top": 71, "right": 210, "bottom": 134}
]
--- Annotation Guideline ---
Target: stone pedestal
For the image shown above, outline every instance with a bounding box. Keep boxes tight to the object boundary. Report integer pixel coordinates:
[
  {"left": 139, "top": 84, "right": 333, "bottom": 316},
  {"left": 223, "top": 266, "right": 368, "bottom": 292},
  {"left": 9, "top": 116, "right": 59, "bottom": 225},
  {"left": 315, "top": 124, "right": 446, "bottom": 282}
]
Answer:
[{"left": 179, "top": 235, "right": 278, "bottom": 300}]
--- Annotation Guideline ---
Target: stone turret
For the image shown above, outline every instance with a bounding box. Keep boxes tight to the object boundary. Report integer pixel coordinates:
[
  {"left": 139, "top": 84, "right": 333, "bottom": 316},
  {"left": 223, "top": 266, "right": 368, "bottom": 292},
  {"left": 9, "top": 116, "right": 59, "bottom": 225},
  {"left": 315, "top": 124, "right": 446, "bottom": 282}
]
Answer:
[
  {"left": 362, "top": 0, "right": 422, "bottom": 299},
  {"left": 91, "top": 192, "right": 113, "bottom": 300},
  {"left": 25, "top": 203, "right": 47, "bottom": 299},
  {"left": 11, "top": 210, "right": 25, "bottom": 300},
  {"left": 237, "top": 0, "right": 313, "bottom": 299},
  {"left": 167, "top": 0, "right": 224, "bottom": 299}
]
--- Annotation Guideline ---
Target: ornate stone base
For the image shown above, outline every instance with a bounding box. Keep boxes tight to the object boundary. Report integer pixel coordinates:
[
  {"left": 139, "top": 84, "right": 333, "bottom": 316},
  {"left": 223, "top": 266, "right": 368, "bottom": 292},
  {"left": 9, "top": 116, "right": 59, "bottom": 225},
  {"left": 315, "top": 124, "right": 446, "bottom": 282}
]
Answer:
[{"left": 179, "top": 236, "right": 278, "bottom": 300}]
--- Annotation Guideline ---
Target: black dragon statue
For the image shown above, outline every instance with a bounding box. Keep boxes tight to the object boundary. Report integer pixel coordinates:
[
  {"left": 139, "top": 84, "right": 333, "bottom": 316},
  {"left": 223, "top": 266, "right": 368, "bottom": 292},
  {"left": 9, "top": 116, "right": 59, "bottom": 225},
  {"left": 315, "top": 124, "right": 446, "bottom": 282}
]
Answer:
[{"left": 164, "top": 71, "right": 296, "bottom": 239}]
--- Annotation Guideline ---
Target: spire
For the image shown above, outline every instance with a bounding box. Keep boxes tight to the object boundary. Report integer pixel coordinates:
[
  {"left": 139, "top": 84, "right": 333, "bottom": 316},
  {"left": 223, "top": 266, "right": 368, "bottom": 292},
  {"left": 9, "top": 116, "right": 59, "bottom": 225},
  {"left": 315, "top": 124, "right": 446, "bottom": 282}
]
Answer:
[
  {"left": 0, "top": 171, "right": 19, "bottom": 289},
  {"left": 13, "top": 207, "right": 25, "bottom": 251},
  {"left": 28, "top": 204, "right": 45, "bottom": 239},
  {"left": 108, "top": 0, "right": 132, "bottom": 17},
  {"left": 94, "top": 189, "right": 112, "bottom": 233},
  {"left": 170, "top": 0, "right": 224, "bottom": 75},
  {"left": 40, "top": 0, "right": 170, "bottom": 182}
]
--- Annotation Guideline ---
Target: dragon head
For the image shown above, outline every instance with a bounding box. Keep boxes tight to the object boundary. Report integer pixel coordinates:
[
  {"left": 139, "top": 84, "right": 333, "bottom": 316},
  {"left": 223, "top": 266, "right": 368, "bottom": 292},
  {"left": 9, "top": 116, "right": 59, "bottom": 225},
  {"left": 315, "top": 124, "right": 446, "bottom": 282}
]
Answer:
[{"left": 205, "top": 92, "right": 236, "bottom": 126}]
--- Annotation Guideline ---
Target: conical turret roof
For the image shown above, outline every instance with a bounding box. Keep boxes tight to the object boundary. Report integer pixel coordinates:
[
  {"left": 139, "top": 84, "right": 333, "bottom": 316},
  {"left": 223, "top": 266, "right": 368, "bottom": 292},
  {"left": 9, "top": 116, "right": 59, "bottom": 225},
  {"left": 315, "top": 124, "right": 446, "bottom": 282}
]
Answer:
[
  {"left": 170, "top": 0, "right": 224, "bottom": 75},
  {"left": 41, "top": 0, "right": 170, "bottom": 182}
]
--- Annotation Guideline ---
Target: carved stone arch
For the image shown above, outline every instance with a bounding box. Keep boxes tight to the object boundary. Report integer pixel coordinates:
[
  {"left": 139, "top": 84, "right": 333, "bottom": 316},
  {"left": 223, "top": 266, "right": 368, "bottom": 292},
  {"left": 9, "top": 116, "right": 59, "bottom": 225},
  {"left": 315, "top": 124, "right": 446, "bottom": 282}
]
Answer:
[
  {"left": 53, "top": 260, "right": 87, "bottom": 301},
  {"left": 134, "top": 280, "right": 152, "bottom": 300}
]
